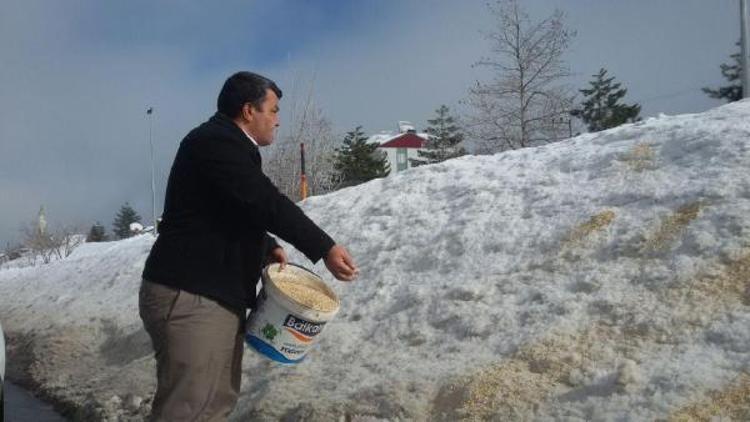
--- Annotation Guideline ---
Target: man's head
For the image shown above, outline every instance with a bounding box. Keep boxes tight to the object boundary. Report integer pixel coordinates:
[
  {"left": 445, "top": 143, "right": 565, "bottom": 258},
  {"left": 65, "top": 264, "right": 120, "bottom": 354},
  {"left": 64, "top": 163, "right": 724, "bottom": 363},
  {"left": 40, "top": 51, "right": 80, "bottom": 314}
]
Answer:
[{"left": 217, "top": 71, "right": 282, "bottom": 146}]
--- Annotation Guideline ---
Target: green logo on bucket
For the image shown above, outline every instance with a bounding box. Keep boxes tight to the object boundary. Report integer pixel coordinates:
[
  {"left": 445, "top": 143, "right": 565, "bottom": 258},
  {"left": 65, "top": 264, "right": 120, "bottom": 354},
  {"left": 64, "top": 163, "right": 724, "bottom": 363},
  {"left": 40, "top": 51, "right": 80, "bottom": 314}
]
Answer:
[{"left": 262, "top": 323, "right": 278, "bottom": 340}]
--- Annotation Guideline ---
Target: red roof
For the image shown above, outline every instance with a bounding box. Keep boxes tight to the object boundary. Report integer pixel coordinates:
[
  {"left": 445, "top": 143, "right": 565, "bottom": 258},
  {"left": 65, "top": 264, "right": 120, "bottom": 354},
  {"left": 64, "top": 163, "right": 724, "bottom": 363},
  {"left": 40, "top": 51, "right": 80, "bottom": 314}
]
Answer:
[{"left": 378, "top": 133, "right": 426, "bottom": 149}]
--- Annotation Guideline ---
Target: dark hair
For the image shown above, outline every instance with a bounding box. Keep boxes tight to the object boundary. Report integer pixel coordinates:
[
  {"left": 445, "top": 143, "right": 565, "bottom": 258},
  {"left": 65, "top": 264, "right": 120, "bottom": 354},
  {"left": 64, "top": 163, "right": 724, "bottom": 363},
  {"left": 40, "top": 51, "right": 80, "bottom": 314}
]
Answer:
[{"left": 216, "top": 71, "right": 283, "bottom": 118}]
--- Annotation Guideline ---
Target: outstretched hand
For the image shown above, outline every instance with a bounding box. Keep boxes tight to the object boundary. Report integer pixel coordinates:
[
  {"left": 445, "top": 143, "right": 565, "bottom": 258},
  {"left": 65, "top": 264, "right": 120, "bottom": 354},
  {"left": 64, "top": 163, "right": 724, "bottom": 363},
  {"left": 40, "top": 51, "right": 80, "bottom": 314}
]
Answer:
[{"left": 324, "top": 244, "right": 358, "bottom": 281}]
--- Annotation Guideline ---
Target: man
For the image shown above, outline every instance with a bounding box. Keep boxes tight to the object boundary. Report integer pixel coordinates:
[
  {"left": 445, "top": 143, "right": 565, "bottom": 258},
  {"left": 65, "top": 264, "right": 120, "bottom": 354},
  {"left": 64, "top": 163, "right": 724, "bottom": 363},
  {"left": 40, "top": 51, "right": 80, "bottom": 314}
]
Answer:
[{"left": 140, "top": 71, "right": 358, "bottom": 421}]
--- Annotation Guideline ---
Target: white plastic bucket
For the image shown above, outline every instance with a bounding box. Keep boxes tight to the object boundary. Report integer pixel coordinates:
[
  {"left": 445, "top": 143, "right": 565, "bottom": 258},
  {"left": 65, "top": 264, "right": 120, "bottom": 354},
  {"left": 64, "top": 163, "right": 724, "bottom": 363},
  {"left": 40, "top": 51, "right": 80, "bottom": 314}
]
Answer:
[{"left": 245, "top": 263, "right": 340, "bottom": 364}]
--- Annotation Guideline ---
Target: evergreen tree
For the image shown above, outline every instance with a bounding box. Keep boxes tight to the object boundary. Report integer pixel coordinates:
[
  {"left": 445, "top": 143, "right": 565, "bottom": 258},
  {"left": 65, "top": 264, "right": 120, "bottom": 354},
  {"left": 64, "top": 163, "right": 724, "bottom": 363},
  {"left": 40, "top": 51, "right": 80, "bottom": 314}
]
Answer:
[
  {"left": 333, "top": 126, "right": 390, "bottom": 187},
  {"left": 571, "top": 68, "right": 641, "bottom": 132},
  {"left": 702, "top": 41, "right": 742, "bottom": 102},
  {"left": 410, "top": 105, "right": 466, "bottom": 167},
  {"left": 112, "top": 203, "right": 142, "bottom": 239},
  {"left": 86, "top": 222, "right": 107, "bottom": 242}
]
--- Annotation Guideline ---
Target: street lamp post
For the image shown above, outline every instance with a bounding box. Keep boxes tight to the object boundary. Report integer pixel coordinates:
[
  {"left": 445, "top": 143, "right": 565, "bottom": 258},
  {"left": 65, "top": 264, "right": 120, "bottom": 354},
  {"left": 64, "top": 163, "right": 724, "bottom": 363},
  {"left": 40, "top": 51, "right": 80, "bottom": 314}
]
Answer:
[{"left": 147, "top": 107, "right": 158, "bottom": 236}]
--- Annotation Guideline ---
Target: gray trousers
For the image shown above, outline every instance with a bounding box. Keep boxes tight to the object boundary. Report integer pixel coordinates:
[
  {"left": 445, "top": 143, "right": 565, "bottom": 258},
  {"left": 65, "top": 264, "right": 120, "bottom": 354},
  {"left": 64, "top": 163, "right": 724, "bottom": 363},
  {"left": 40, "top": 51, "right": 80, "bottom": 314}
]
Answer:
[{"left": 139, "top": 280, "right": 245, "bottom": 422}]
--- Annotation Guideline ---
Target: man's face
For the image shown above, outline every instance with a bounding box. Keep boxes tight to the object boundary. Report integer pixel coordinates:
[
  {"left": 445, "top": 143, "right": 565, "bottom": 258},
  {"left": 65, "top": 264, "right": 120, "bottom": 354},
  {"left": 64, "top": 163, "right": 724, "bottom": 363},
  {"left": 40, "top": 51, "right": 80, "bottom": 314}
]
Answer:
[{"left": 245, "top": 88, "right": 280, "bottom": 146}]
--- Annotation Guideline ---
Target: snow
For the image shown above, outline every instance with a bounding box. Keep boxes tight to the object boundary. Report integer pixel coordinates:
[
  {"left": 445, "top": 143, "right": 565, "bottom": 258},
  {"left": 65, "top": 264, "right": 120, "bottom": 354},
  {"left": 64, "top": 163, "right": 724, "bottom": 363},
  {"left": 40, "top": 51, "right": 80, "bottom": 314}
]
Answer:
[
  {"left": 2, "top": 100, "right": 750, "bottom": 420},
  {"left": 367, "top": 130, "right": 431, "bottom": 145},
  {"left": 366, "top": 131, "right": 398, "bottom": 145}
]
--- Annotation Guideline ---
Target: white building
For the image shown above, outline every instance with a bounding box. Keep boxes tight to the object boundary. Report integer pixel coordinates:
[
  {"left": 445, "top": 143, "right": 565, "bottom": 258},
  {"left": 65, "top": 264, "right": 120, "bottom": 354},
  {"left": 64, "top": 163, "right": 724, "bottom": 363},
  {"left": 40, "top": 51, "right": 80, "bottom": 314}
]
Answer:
[{"left": 367, "top": 123, "right": 429, "bottom": 175}]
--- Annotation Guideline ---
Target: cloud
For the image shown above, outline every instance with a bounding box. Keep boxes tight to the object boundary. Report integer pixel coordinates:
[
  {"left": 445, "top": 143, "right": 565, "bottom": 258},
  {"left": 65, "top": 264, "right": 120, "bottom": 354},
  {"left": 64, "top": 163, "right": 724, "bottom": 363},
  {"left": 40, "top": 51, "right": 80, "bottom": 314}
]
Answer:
[
  {"left": 265, "top": 1, "right": 493, "bottom": 134},
  {"left": 0, "top": 0, "right": 738, "bottom": 245},
  {"left": 0, "top": 0, "right": 493, "bottom": 244},
  {"left": 0, "top": 2, "right": 213, "bottom": 243}
]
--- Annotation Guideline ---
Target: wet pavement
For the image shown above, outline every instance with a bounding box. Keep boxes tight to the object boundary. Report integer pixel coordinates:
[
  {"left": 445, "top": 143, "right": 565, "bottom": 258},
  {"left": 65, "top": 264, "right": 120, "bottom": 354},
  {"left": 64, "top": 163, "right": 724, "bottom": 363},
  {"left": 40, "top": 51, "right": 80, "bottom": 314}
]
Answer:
[{"left": 4, "top": 382, "right": 67, "bottom": 421}]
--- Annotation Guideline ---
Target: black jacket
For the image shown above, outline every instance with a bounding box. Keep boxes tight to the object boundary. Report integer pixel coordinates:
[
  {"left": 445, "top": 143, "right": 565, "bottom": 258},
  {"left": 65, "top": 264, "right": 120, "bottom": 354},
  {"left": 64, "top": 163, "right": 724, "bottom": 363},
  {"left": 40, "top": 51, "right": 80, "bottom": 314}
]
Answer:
[{"left": 142, "top": 113, "right": 335, "bottom": 311}]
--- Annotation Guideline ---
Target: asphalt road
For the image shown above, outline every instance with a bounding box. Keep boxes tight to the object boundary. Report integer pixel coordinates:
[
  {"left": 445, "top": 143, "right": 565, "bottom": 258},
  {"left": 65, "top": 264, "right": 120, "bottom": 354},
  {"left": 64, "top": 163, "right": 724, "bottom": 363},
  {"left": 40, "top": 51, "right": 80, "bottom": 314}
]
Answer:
[{"left": 4, "top": 382, "right": 67, "bottom": 421}]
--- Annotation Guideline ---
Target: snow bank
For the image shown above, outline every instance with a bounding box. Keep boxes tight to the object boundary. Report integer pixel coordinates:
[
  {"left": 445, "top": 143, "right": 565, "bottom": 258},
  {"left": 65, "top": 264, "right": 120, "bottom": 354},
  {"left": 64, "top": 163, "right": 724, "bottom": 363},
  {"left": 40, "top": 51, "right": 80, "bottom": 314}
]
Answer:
[{"left": 1, "top": 101, "right": 749, "bottom": 421}]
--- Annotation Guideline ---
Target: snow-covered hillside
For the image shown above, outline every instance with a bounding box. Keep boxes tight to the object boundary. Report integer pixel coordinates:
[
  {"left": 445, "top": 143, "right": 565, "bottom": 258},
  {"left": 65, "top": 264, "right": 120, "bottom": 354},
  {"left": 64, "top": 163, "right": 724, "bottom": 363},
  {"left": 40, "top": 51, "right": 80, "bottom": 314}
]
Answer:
[{"left": 2, "top": 101, "right": 750, "bottom": 421}]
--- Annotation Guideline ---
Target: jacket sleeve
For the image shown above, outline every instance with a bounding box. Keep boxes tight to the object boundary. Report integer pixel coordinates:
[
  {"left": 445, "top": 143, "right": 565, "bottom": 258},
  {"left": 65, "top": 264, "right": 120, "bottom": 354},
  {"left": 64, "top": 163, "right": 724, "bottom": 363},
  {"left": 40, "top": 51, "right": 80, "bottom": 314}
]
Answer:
[
  {"left": 261, "top": 234, "right": 280, "bottom": 266},
  {"left": 188, "top": 138, "right": 335, "bottom": 263},
  {"left": 264, "top": 234, "right": 279, "bottom": 253}
]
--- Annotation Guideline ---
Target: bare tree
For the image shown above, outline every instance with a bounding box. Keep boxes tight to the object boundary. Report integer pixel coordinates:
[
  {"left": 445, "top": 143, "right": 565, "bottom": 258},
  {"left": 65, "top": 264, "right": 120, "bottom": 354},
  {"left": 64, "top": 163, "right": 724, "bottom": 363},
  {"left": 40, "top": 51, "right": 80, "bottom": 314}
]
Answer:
[
  {"left": 52, "top": 225, "right": 85, "bottom": 259},
  {"left": 466, "top": 0, "right": 575, "bottom": 153},
  {"left": 20, "top": 221, "right": 84, "bottom": 265},
  {"left": 21, "top": 221, "right": 53, "bottom": 265},
  {"left": 2, "top": 242, "right": 25, "bottom": 263},
  {"left": 264, "top": 74, "right": 339, "bottom": 200}
]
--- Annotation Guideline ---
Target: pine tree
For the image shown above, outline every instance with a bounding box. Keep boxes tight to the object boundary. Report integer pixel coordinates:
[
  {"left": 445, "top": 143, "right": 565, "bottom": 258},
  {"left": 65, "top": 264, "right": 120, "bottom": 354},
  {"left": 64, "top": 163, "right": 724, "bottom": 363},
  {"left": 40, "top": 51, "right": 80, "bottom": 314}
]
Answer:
[
  {"left": 702, "top": 41, "right": 742, "bottom": 102},
  {"left": 410, "top": 105, "right": 466, "bottom": 167},
  {"left": 86, "top": 222, "right": 107, "bottom": 242},
  {"left": 112, "top": 203, "right": 142, "bottom": 239},
  {"left": 571, "top": 68, "right": 641, "bottom": 132},
  {"left": 333, "top": 126, "right": 390, "bottom": 187}
]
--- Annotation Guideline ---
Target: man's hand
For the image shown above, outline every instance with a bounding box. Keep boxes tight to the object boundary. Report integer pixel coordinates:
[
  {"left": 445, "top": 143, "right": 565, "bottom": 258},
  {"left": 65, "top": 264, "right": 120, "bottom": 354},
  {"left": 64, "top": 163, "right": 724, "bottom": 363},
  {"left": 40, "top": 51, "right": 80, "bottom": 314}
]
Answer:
[
  {"left": 268, "top": 246, "right": 288, "bottom": 271},
  {"left": 324, "top": 245, "right": 358, "bottom": 282}
]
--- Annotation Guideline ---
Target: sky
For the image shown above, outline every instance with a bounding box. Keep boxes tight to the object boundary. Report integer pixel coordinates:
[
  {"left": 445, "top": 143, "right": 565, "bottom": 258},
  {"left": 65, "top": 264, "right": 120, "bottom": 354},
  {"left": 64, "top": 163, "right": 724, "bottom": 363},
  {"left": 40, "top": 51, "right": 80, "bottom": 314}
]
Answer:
[{"left": 0, "top": 0, "right": 739, "bottom": 246}]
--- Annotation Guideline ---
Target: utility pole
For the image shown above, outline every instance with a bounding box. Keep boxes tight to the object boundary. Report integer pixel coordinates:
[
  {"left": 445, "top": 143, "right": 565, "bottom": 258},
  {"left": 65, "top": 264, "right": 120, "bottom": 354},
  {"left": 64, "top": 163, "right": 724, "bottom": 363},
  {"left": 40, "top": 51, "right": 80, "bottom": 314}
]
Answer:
[
  {"left": 742, "top": 0, "right": 750, "bottom": 98},
  {"left": 147, "top": 107, "right": 158, "bottom": 235}
]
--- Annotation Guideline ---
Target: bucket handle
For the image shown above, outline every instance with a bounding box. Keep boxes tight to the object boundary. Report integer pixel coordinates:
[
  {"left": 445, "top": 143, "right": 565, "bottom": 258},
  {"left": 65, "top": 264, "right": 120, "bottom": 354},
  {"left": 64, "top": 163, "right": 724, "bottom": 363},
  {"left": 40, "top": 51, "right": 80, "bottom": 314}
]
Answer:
[{"left": 263, "top": 262, "right": 323, "bottom": 281}]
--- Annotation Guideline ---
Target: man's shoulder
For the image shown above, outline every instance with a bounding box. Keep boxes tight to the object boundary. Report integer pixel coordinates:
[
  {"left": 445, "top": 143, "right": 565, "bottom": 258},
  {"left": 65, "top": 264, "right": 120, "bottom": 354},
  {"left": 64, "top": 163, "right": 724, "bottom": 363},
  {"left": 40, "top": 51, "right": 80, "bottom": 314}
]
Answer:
[
  {"left": 178, "top": 117, "right": 256, "bottom": 165},
  {"left": 181, "top": 116, "right": 240, "bottom": 149},
  {"left": 186, "top": 116, "right": 225, "bottom": 141}
]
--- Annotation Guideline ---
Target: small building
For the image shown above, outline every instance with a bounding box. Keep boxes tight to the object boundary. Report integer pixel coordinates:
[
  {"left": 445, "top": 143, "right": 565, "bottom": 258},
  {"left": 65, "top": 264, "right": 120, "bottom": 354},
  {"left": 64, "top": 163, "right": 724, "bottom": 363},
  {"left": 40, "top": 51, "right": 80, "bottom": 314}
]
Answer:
[{"left": 368, "top": 122, "right": 429, "bottom": 175}]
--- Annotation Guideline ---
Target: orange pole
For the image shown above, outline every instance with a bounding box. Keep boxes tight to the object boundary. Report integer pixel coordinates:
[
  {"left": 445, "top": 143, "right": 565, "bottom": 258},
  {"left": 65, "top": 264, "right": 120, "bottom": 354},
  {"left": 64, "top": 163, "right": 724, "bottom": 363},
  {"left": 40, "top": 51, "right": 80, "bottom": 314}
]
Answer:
[{"left": 300, "top": 143, "right": 308, "bottom": 200}]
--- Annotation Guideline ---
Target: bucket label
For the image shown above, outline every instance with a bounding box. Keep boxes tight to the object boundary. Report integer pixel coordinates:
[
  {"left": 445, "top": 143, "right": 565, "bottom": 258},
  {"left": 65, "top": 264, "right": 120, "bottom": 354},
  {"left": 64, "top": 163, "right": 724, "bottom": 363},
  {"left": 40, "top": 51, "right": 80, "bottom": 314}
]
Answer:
[{"left": 284, "top": 315, "right": 326, "bottom": 342}]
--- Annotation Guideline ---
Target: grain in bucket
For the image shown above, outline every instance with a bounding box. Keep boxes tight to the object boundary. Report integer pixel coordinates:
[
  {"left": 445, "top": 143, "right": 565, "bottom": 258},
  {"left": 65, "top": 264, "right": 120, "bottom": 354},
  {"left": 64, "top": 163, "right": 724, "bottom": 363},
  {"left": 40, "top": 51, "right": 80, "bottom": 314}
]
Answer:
[{"left": 245, "top": 263, "right": 340, "bottom": 364}]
